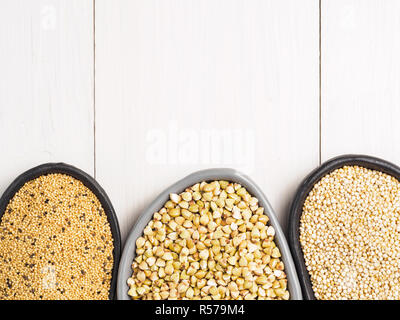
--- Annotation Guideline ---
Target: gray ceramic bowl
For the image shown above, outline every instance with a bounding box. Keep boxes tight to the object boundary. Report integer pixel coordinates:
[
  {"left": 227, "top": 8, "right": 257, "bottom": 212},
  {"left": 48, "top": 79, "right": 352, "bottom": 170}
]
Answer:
[{"left": 117, "top": 168, "right": 302, "bottom": 300}]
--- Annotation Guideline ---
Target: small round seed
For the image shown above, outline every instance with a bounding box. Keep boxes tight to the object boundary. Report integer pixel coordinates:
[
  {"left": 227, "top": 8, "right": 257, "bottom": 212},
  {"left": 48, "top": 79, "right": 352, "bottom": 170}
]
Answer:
[{"left": 300, "top": 165, "right": 400, "bottom": 300}]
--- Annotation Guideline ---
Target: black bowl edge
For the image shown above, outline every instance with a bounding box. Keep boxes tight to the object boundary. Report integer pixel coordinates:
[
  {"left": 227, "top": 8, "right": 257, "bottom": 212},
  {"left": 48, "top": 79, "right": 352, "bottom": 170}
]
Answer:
[
  {"left": 288, "top": 154, "right": 400, "bottom": 300},
  {"left": 0, "top": 163, "right": 121, "bottom": 300}
]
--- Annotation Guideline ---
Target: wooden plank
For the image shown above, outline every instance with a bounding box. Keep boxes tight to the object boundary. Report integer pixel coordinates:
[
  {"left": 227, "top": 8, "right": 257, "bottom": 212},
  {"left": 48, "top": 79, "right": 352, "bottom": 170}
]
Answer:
[
  {"left": 0, "top": 0, "right": 94, "bottom": 194},
  {"left": 95, "top": 0, "right": 320, "bottom": 241},
  {"left": 322, "top": 0, "right": 400, "bottom": 164}
]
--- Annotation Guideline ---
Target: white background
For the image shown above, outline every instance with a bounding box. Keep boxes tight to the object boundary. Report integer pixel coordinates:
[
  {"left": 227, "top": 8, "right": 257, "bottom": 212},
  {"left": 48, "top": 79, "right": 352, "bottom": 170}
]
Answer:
[{"left": 1, "top": 0, "right": 399, "bottom": 242}]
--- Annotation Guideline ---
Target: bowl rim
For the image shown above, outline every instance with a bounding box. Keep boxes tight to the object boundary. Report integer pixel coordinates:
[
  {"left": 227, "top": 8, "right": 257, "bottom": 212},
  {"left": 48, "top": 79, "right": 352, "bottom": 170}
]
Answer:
[
  {"left": 288, "top": 154, "right": 400, "bottom": 300},
  {"left": 117, "top": 167, "right": 302, "bottom": 300},
  {"left": 0, "top": 162, "right": 121, "bottom": 300}
]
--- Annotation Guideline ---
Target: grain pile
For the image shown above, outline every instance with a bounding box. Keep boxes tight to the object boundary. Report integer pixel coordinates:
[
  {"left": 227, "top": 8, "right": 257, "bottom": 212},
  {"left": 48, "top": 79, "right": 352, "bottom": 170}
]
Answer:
[
  {"left": 300, "top": 166, "right": 400, "bottom": 300},
  {"left": 127, "top": 180, "right": 289, "bottom": 300},
  {"left": 0, "top": 174, "right": 114, "bottom": 300}
]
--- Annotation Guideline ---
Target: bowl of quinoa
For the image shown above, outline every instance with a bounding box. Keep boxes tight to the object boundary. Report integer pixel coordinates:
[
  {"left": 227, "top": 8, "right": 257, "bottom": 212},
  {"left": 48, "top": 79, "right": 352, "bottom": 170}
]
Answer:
[
  {"left": 289, "top": 154, "right": 400, "bottom": 300},
  {"left": 0, "top": 163, "right": 121, "bottom": 300},
  {"left": 118, "top": 168, "right": 302, "bottom": 300}
]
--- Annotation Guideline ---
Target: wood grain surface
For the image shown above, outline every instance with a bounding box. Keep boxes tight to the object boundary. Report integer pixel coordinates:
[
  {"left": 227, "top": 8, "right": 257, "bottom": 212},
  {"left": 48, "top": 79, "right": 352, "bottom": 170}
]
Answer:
[{"left": 1, "top": 1, "right": 397, "bottom": 244}]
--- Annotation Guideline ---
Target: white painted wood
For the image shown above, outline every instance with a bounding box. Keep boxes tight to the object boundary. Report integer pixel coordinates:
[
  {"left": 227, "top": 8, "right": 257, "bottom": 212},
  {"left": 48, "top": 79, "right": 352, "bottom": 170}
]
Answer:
[
  {"left": 95, "top": 0, "right": 320, "bottom": 241},
  {"left": 322, "top": 0, "right": 400, "bottom": 164},
  {"left": 0, "top": 0, "right": 94, "bottom": 194}
]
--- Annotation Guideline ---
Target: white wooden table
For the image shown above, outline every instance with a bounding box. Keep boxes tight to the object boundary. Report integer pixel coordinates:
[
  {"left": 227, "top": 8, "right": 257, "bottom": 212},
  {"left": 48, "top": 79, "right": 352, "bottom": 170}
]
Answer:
[{"left": 1, "top": 0, "right": 399, "bottom": 242}]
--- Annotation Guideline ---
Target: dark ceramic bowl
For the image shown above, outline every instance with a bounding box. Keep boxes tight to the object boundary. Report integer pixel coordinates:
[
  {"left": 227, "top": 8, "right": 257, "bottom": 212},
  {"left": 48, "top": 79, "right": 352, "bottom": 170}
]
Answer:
[
  {"left": 288, "top": 154, "right": 400, "bottom": 299},
  {"left": 0, "top": 163, "right": 121, "bottom": 300}
]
